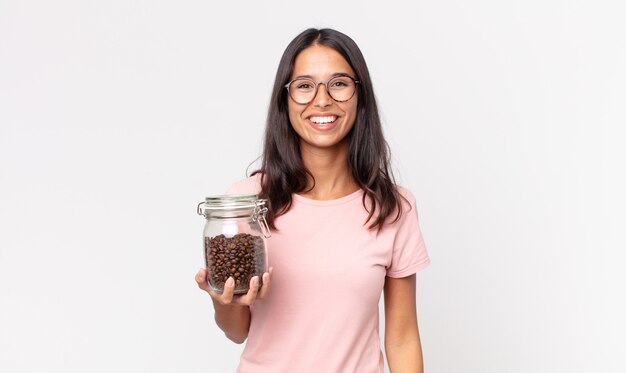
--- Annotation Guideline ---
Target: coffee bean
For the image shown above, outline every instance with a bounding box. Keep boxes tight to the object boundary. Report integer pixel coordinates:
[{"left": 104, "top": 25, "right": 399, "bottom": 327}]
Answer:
[{"left": 205, "top": 233, "right": 265, "bottom": 294}]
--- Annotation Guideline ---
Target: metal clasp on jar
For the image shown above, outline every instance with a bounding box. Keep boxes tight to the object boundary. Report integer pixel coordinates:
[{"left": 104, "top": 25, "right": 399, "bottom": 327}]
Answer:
[{"left": 252, "top": 200, "right": 271, "bottom": 238}]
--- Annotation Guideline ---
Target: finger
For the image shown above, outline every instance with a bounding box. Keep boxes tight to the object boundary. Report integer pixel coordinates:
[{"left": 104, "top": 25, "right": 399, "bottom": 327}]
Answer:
[
  {"left": 257, "top": 267, "right": 273, "bottom": 299},
  {"left": 237, "top": 276, "right": 260, "bottom": 305},
  {"left": 196, "top": 268, "right": 222, "bottom": 298},
  {"left": 219, "top": 277, "right": 235, "bottom": 305},
  {"left": 195, "top": 268, "right": 209, "bottom": 291}
]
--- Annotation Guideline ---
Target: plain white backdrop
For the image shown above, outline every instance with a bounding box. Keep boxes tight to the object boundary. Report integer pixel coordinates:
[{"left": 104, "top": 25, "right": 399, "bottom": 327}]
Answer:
[{"left": 1, "top": 1, "right": 624, "bottom": 372}]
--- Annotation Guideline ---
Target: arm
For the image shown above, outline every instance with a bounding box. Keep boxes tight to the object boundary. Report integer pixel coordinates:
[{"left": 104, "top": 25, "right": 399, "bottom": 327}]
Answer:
[
  {"left": 211, "top": 300, "right": 251, "bottom": 344},
  {"left": 196, "top": 267, "right": 273, "bottom": 344},
  {"left": 383, "top": 274, "right": 424, "bottom": 373}
]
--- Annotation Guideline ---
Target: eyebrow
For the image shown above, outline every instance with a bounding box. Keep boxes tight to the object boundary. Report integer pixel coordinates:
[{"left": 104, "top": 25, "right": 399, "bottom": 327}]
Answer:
[{"left": 291, "top": 72, "right": 353, "bottom": 80}]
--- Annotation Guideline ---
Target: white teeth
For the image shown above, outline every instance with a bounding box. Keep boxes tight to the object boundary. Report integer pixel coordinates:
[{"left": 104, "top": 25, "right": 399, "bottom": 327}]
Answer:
[{"left": 310, "top": 116, "right": 337, "bottom": 124}]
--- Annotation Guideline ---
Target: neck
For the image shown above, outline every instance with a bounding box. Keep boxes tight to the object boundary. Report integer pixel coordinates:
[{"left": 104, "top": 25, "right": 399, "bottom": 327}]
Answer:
[{"left": 298, "top": 141, "right": 359, "bottom": 200}]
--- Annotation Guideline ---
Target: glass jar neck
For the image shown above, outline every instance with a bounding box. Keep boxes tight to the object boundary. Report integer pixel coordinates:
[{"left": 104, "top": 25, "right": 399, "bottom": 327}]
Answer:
[{"left": 205, "top": 209, "right": 255, "bottom": 219}]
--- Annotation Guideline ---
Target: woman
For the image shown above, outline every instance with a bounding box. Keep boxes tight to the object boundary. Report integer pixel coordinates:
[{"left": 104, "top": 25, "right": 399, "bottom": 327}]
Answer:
[{"left": 196, "top": 28, "right": 430, "bottom": 373}]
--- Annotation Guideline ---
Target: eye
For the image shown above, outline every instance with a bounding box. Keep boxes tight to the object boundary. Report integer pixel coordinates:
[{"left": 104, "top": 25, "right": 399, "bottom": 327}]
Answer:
[
  {"left": 292, "top": 79, "right": 315, "bottom": 90},
  {"left": 330, "top": 78, "right": 351, "bottom": 88}
]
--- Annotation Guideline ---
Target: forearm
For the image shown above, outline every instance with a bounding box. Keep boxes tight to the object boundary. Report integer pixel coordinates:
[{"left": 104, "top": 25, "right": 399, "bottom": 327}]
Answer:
[
  {"left": 384, "top": 275, "right": 423, "bottom": 373},
  {"left": 385, "top": 337, "right": 423, "bottom": 373},
  {"left": 212, "top": 300, "right": 251, "bottom": 344}
]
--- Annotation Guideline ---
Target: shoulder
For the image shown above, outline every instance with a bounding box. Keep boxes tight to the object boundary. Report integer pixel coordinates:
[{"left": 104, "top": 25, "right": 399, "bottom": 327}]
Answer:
[
  {"left": 394, "top": 184, "right": 417, "bottom": 209},
  {"left": 226, "top": 173, "right": 263, "bottom": 195},
  {"left": 394, "top": 184, "right": 415, "bottom": 200},
  {"left": 388, "top": 184, "right": 423, "bottom": 227}
]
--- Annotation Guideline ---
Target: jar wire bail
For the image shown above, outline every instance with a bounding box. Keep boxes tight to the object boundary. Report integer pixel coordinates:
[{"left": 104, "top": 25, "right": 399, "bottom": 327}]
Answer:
[{"left": 253, "top": 200, "right": 272, "bottom": 238}]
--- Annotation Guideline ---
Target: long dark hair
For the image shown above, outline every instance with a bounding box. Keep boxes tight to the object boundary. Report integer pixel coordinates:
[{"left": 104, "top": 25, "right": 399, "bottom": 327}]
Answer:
[{"left": 253, "top": 28, "right": 405, "bottom": 231}]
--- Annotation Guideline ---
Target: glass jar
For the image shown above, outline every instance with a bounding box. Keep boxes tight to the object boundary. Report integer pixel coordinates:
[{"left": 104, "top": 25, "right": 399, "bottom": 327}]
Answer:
[{"left": 197, "top": 194, "right": 270, "bottom": 294}]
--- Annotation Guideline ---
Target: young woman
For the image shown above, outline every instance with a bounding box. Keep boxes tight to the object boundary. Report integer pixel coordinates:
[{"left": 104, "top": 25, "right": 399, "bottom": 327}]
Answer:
[{"left": 196, "top": 28, "right": 430, "bottom": 373}]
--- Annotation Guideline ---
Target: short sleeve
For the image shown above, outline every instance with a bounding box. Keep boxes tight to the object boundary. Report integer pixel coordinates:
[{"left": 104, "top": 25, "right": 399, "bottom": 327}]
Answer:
[
  {"left": 226, "top": 182, "right": 245, "bottom": 195},
  {"left": 386, "top": 188, "right": 431, "bottom": 278},
  {"left": 225, "top": 174, "right": 263, "bottom": 195}
]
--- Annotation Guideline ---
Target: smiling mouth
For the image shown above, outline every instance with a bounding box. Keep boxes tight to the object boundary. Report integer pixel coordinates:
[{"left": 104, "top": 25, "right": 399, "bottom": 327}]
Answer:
[{"left": 308, "top": 115, "right": 338, "bottom": 124}]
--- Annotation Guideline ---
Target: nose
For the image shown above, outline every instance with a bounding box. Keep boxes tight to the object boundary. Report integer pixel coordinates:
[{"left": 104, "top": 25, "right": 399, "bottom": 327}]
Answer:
[{"left": 313, "top": 82, "right": 332, "bottom": 108}]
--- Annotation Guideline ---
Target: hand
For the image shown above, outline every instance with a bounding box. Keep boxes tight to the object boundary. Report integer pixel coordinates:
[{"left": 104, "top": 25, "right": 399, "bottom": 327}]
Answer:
[{"left": 195, "top": 267, "right": 273, "bottom": 307}]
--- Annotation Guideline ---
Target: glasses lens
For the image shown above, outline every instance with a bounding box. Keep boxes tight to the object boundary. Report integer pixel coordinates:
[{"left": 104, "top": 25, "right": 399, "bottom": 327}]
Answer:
[
  {"left": 327, "top": 76, "right": 356, "bottom": 102},
  {"left": 289, "top": 79, "right": 316, "bottom": 104}
]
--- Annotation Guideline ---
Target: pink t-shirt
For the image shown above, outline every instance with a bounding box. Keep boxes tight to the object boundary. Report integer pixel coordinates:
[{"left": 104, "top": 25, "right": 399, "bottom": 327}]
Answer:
[{"left": 226, "top": 175, "right": 430, "bottom": 373}]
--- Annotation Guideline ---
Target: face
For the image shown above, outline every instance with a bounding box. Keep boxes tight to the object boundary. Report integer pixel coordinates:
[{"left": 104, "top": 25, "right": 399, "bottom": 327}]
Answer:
[{"left": 287, "top": 44, "right": 358, "bottom": 153}]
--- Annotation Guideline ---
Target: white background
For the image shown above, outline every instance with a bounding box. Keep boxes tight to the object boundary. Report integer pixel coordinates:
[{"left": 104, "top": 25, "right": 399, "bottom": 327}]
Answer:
[{"left": 1, "top": 1, "right": 625, "bottom": 372}]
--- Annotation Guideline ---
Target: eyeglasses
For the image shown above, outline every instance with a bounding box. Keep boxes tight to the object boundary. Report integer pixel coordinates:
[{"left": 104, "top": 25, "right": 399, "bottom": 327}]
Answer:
[{"left": 284, "top": 75, "right": 360, "bottom": 105}]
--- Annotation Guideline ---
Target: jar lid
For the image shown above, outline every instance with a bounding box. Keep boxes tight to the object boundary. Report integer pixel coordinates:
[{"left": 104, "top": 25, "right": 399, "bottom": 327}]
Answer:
[
  {"left": 203, "top": 194, "right": 260, "bottom": 210},
  {"left": 197, "top": 194, "right": 267, "bottom": 216}
]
